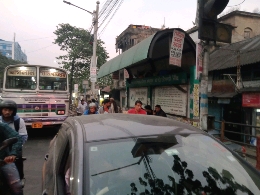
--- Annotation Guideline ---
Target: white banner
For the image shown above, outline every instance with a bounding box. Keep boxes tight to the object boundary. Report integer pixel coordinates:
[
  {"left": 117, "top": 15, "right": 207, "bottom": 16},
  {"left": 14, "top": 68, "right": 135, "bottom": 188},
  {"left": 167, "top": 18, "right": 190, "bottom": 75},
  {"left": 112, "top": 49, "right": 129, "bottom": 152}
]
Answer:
[
  {"left": 154, "top": 86, "right": 187, "bottom": 116},
  {"left": 129, "top": 88, "right": 148, "bottom": 107},
  {"left": 90, "top": 75, "right": 97, "bottom": 82},
  {"left": 90, "top": 67, "right": 97, "bottom": 76},
  {"left": 74, "top": 84, "right": 78, "bottom": 92},
  {"left": 169, "top": 30, "right": 185, "bottom": 67}
]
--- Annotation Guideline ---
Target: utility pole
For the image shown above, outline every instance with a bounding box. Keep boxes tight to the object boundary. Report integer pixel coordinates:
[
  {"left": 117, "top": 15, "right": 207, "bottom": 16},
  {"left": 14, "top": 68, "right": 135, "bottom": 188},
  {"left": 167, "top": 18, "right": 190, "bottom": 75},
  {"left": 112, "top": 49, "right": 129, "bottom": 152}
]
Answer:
[
  {"left": 91, "top": 1, "right": 100, "bottom": 98},
  {"left": 200, "top": 43, "right": 209, "bottom": 130},
  {"left": 197, "top": 0, "right": 230, "bottom": 130}
]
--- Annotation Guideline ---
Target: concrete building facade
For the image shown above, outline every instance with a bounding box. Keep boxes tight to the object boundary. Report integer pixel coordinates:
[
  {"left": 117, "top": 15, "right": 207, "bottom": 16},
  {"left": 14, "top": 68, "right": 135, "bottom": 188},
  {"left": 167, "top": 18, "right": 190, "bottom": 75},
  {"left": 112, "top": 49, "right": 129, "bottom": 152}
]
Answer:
[
  {"left": 112, "top": 25, "right": 161, "bottom": 108},
  {"left": 187, "top": 11, "right": 260, "bottom": 44},
  {"left": 115, "top": 24, "right": 161, "bottom": 54},
  {"left": 0, "top": 39, "right": 27, "bottom": 62}
]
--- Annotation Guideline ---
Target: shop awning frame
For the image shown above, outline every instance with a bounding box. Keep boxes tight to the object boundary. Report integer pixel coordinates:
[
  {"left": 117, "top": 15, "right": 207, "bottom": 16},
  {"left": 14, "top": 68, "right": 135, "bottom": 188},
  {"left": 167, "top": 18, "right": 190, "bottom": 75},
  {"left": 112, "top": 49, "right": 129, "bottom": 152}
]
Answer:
[{"left": 97, "top": 28, "right": 196, "bottom": 78}]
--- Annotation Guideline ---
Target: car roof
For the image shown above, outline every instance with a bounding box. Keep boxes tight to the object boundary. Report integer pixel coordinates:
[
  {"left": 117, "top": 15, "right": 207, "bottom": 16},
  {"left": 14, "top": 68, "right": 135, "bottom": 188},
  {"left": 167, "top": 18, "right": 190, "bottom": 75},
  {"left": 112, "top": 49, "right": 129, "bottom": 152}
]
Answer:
[{"left": 66, "top": 114, "right": 204, "bottom": 142}]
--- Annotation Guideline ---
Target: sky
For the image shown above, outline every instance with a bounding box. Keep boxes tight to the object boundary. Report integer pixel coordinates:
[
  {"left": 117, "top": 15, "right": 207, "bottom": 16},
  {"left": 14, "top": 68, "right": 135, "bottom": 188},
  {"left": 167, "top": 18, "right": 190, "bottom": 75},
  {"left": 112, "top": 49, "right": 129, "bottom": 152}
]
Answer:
[{"left": 0, "top": 0, "right": 259, "bottom": 68}]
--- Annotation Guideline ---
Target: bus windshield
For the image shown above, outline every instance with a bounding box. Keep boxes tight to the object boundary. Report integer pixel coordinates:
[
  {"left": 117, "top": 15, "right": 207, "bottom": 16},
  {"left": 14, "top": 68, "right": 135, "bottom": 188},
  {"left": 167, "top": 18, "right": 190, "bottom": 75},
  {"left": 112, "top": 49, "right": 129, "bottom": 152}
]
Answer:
[
  {"left": 5, "top": 66, "right": 37, "bottom": 90},
  {"left": 39, "top": 67, "right": 67, "bottom": 91}
]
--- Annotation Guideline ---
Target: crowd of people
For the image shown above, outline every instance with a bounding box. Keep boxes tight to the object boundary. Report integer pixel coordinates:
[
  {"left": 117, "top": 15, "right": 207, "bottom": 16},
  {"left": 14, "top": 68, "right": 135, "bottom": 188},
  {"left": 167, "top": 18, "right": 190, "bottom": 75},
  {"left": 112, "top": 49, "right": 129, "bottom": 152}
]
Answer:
[{"left": 77, "top": 98, "right": 167, "bottom": 117}]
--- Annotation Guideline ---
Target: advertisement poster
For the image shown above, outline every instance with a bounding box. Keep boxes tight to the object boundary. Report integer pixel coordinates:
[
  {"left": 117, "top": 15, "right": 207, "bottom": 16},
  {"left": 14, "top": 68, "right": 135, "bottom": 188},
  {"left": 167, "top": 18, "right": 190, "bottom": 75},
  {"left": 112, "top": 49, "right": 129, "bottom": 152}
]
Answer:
[
  {"left": 169, "top": 30, "right": 185, "bottom": 67},
  {"left": 196, "top": 42, "right": 203, "bottom": 79},
  {"left": 154, "top": 86, "right": 187, "bottom": 116}
]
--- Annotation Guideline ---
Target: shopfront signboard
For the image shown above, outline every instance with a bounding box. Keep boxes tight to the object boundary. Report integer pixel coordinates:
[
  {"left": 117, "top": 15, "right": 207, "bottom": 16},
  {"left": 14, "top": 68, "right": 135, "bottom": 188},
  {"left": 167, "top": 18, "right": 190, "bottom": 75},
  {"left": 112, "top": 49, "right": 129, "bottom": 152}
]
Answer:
[
  {"left": 126, "top": 72, "right": 187, "bottom": 88},
  {"left": 242, "top": 93, "right": 260, "bottom": 107}
]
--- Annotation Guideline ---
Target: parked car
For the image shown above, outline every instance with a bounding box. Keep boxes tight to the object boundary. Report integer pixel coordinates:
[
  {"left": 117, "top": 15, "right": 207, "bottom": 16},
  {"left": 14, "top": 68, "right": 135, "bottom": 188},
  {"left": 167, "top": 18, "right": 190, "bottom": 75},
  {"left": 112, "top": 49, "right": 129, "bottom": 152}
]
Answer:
[{"left": 42, "top": 114, "right": 260, "bottom": 195}]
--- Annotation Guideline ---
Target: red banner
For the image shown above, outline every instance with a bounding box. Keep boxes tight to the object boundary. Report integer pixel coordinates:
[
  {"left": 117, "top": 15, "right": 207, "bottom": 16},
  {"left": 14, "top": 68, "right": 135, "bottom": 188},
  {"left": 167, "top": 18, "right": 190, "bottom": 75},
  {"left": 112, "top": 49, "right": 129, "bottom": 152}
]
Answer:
[{"left": 242, "top": 93, "right": 260, "bottom": 107}]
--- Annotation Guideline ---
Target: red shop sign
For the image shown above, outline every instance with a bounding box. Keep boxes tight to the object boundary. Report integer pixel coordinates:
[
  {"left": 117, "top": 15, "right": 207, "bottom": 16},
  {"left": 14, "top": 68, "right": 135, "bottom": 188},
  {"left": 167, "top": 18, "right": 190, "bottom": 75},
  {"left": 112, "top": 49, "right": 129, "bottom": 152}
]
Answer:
[{"left": 242, "top": 93, "right": 260, "bottom": 107}]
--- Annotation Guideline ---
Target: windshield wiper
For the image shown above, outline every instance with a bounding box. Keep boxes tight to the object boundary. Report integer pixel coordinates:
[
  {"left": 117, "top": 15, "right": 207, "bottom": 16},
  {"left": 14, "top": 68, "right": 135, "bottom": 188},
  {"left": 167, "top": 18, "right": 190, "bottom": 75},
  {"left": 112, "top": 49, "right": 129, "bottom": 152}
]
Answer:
[{"left": 91, "top": 155, "right": 144, "bottom": 177}]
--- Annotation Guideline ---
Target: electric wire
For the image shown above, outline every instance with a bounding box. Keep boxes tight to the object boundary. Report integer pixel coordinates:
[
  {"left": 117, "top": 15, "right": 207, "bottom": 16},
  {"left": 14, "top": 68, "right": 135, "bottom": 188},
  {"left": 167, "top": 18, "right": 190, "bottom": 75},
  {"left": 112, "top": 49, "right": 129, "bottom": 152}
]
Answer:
[
  {"left": 99, "top": 0, "right": 124, "bottom": 37},
  {"left": 99, "top": 0, "right": 114, "bottom": 19},
  {"left": 26, "top": 44, "right": 54, "bottom": 54},
  {"left": 17, "top": 36, "right": 54, "bottom": 42},
  {"left": 99, "top": 0, "right": 120, "bottom": 28},
  {"left": 227, "top": 0, "right": 246, "bottom": 7}
]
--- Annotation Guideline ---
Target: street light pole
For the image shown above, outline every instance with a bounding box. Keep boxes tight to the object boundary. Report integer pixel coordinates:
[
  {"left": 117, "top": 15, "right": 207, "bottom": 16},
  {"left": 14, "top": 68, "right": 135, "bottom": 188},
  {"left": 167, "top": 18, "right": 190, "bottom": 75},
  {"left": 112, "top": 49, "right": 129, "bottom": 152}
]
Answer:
[{"left": 91, "top": 1, "right": 100, "bottom": 97}]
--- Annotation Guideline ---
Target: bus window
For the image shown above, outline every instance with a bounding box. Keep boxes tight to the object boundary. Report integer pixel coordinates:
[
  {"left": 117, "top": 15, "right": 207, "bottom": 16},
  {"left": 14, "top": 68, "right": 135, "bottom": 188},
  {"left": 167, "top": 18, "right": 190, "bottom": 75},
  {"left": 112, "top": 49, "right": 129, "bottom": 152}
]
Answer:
[
  {"left": 5, "top": 66, "right": 37, "bottom": 90},
  {"left": 39, "top": 67, "right": 67, "bottom": 91}
]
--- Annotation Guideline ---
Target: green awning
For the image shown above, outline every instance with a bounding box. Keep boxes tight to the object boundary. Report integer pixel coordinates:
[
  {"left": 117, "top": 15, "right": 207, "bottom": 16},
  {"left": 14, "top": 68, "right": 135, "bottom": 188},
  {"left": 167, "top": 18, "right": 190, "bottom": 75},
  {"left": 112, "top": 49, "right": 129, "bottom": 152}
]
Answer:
[{"left": 97, "top": 34, "right": 155, "bottom": 78}]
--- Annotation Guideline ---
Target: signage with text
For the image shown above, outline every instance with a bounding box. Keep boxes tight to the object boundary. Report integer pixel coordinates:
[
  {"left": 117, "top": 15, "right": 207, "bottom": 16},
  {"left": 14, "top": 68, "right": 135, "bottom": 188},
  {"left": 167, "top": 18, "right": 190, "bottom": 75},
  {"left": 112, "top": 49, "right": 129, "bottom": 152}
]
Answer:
[
  {"left": 169, "top": 30, "right": 185, "bottom": 67},
  {"left": 196, "top": 43, "right": 203, "bottom": 79},
  {"left": 154, "top": 86, "right": 187, "bottom": 116},
  {"left": 90, "top": 67, "right": 97, "bottom": 76},
  {"left": 40, "top": 68, "right": 66, "bottom": 78},
  {"left": 126, "top": 72, "right": 187, "bottom": 88},
  {"left": 129, "top": 88, "right": 147, "bottom": 107},
  {"left": 242, "top": 93, "right": 260, "bottom": 107},
  {"left": 7, "top": 67, "right": 36, "bottom": 77}
]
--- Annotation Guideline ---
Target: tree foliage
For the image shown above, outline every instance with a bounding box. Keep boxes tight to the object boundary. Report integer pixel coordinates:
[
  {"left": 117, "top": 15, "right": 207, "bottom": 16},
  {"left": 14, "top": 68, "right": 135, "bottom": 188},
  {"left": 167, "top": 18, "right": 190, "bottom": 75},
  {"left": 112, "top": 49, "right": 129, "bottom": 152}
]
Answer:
[
  {"left": 53, "top": 23, "right": 112, "bottom": 94},
  {"left": 0, "top": 53, "right": 27, "bottom": 87}
]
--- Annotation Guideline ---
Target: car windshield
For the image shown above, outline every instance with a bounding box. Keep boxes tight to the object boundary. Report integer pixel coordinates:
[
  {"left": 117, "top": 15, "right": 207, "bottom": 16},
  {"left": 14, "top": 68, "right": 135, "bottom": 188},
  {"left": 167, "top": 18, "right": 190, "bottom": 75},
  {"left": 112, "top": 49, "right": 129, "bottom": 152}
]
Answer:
[{"left": 87, "top": 134, "right": 260, "bottom": 195}]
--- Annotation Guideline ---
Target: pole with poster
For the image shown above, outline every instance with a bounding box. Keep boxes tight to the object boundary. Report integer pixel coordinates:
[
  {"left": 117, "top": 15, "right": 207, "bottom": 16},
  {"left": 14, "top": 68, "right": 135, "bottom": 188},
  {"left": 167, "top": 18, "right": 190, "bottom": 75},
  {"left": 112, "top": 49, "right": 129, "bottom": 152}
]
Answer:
[{"left": 90, "top": 2, "right": 100, "bottom": 98}]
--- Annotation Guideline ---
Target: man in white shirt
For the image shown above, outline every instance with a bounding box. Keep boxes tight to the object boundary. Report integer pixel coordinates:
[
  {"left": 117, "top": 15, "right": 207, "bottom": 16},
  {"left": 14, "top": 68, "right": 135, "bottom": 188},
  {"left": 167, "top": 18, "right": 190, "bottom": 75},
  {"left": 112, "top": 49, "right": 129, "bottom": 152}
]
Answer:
[{"left": 77, "top": 99, "right": 87, "bottom": 115}]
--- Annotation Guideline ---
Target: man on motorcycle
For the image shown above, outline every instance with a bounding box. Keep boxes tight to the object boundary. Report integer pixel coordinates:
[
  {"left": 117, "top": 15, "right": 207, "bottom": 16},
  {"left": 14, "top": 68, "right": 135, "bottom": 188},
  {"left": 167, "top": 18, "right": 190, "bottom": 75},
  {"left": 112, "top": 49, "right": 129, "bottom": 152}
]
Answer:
[
  {"left": 0, "top": 122, "right": 23, "bottom": 195},
  {"left": 0, "top": 100, "right": 28, "bottom": 186}
]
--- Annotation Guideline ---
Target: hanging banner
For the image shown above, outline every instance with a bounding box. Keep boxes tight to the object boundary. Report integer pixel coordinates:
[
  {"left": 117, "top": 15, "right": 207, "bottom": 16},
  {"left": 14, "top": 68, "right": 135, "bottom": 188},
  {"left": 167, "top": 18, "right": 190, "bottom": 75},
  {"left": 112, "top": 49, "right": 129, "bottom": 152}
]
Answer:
[
  {"left": 169, "top": 30, "right": 185, "bottom": 67},
  {"left": 196, "top": 42, "right": 203, "bottom": 79}
]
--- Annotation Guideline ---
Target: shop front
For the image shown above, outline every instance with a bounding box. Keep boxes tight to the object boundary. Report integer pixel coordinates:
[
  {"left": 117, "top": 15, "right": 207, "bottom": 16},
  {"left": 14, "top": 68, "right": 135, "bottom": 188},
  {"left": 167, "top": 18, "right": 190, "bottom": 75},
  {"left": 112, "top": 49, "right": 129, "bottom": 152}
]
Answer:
[
  {"left": 98, "top": 28, "right": 197, "bottom": 122},
  {"left": 242, "top": 92, "right": 260, "bottom": 137}
]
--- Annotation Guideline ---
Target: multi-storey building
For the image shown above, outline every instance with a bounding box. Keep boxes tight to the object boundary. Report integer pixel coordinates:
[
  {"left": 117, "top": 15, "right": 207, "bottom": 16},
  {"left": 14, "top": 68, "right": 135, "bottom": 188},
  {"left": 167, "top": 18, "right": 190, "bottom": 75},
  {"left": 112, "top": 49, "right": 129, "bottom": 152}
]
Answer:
[
  {"left": 0, "top": 39, "right": 27, "bottom": 62},
  {"left": 115, "top": 24, "right": 161, "bottom": 53},
  {"left": 187, "top": 11, "right": 260, "bottom": 44},
  {"left": 111, "top": 25, "right": 161, "bottom": 107},
  {"left": 187, "top": 11, "right": 260, "bottom": 141}
]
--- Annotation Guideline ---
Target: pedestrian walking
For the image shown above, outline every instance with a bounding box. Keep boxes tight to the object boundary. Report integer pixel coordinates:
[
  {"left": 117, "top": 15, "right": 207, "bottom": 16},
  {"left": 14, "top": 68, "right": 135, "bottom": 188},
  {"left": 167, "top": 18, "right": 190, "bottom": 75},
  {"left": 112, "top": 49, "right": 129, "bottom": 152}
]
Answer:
[
  {"left": 110, "top": 98, "right": 119, "bottom": 113},
  {"left": 154, "top": 105, "right": 167, "bottom": 117},
  {"left": 98, "top": 99, "right": 111, "bottom": 114},
  {"left": 127, "top": 100, "right": 146, "bottom": 115},
  {"left": 77, "top": 99, "right": 87, "bottom": 115}
]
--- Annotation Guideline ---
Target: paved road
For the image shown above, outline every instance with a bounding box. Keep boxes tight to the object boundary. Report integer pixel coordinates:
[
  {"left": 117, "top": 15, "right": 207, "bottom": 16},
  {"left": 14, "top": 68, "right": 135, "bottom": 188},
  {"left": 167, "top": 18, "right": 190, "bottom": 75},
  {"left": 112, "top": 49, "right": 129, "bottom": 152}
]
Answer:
[{"left": 23, "top": 128, "right": 58, "bottom": 195}]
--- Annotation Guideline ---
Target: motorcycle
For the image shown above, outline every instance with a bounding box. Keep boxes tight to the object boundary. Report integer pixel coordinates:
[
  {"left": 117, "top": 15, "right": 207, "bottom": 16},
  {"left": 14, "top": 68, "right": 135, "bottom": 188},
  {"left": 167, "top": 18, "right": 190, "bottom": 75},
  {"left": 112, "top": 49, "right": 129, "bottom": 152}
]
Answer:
[{"left": 0, "top": 138, "right": 19, "bottom": 195}]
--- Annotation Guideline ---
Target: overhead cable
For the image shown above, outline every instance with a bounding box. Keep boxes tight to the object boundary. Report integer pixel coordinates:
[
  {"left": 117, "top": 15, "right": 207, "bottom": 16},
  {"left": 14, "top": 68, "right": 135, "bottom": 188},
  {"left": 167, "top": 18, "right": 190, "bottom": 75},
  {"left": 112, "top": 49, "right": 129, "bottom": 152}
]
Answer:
[
  {"left": 99, "top": 0, "right": 124, "bottom": 37},
  {"left": 227, "top": 0, "right": 246, "bottom": 7}
]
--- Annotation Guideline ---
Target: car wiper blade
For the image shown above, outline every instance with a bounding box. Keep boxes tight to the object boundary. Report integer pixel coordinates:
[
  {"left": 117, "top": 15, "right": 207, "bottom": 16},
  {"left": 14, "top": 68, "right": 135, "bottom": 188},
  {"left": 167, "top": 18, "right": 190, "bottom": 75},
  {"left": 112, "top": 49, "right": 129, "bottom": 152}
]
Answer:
[{"left": 91, "top": 155, "right": 144, "bottom": 177}]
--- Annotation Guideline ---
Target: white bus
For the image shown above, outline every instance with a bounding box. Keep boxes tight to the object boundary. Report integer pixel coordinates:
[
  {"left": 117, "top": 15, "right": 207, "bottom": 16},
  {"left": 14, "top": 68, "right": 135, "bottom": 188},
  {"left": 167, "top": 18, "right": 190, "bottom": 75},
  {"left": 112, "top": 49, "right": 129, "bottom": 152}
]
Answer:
[{"left": 0, "top": 64, "right": 69, "bottom": 129}]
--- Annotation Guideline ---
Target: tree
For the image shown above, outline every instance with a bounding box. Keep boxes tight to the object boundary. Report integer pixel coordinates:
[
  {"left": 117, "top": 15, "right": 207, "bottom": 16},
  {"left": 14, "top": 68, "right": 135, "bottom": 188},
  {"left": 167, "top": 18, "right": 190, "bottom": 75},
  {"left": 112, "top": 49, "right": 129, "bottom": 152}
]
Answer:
[
  {"left": 0, "top": 53, "right": 27, "bottom": 88},
  {"left": 53, "top": 23, "right": 112, "bottom": 103},
  {"left": 253, "top": 8, "right": 260, "bottom": 14}
]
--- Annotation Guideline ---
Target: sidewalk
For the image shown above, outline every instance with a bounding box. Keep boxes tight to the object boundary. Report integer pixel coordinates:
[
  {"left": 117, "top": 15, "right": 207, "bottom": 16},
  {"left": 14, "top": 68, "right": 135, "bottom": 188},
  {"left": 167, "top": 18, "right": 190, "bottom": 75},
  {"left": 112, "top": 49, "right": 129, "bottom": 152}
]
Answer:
[{"left": 244, "top": 145, "right": 257, "bottom": 167}]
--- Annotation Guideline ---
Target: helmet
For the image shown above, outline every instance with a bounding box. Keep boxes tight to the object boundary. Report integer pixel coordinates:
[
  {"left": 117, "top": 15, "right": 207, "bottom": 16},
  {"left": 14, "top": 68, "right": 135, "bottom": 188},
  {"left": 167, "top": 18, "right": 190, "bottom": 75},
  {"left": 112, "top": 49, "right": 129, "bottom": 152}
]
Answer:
[{"left": 0, "top": 100, "right": 17, "bottom": 116}]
